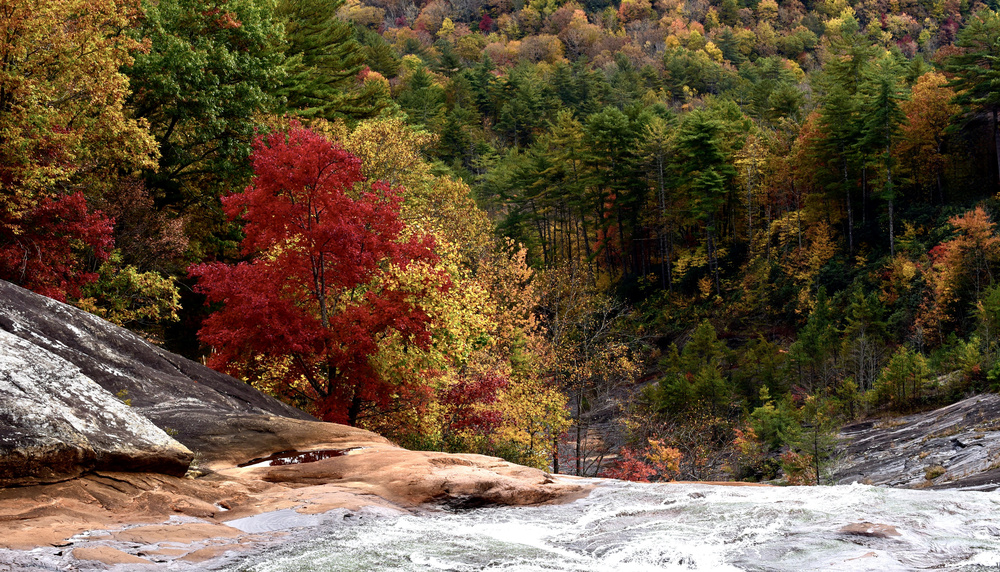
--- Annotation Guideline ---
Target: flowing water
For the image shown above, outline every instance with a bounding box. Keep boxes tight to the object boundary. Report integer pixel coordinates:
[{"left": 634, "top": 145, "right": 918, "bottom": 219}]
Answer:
[{"left": 229, "top": 481, "right": 1000, "bottom": 571}]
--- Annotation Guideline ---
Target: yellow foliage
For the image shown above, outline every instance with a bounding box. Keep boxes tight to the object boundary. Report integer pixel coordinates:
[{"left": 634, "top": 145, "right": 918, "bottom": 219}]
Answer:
[
  {"left": 494, "top": 376, "right": 571, "bottom": 468},
  {"left": 75, "top": 254, "right": 181, "bottom": 329},
  {"left": 698, "top": 276, "right": 714, "bottom": 299},
  {"left": 703, "top": 41, "right": 724, "bottom": 62},
  {"left": 646, "top": 439, "right": 682, "bottom": 479},
  {"left": 0, "top": 0, "right": 157, "bottom": 215},
  {"left": 437, "top": 17, "right": 456, "bottom": 38},
  {"left": 671, "top": 245, "right": 708, "bottom": 278},
  {"left": 753, "top": 211, "right": 836, "bottom": 312}
]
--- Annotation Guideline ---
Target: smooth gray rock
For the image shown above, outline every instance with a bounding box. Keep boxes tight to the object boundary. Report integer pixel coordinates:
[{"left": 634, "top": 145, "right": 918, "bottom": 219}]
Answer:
[
  {"left": 833, "top": 393, "right": 1000, "bottom": 491},
  {"left": 0, "top": 279, "right": 315, "bottom": 481},
  {"left": 0, "top": 329, "right": 193, "bottom": 485}
]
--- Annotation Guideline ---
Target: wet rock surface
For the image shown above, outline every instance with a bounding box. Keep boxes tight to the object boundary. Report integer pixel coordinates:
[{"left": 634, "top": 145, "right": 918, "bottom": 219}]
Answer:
[
  {"left": 839, "top": 522, "right": 901, "bottom": 538},
  {"left": 833, "top": 393, "right": 1000, "bottom": 490}
]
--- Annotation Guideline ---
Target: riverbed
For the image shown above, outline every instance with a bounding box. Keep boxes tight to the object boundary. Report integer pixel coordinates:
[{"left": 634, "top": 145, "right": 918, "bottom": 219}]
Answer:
[{"left": 227, "top": 481, "right": 1000, "bottom": 571}]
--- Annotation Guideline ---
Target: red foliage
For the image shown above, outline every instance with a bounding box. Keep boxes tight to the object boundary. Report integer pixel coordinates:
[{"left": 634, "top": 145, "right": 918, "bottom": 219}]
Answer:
[
  {"left": 190, "top": 125, "right": 441, "bottom": 424},
  {"left": 600, "top": 446, "right": 657, "bottom": 482},
  {"left": 0, "top": 192, "right": 113, "bottom": 301},
  {"left": 479, "top": 13, "right": 493, "bottom": 32},
  {"left": 600, "top": 440, "right": 682, "bottom": 482},
  {"left": 442, "top": 372, "right": 509, "bottom": 436}
]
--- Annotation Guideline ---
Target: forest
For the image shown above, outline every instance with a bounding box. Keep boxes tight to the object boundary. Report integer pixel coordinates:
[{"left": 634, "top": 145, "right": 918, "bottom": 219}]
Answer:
[{"left": 3, "top": 0, "right": 1000, "bottom": 484}]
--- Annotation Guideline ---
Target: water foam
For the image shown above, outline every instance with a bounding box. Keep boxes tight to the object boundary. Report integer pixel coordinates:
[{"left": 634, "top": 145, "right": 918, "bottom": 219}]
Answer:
[{"left": 229, "top": 481, "right": 1000, "bottom": 571}]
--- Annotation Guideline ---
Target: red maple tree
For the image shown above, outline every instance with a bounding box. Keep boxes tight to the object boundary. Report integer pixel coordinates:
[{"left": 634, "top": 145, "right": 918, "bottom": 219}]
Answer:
[
  {"left": 191, "top": 126, "right": 440, "bottom": 424},
  {"left": 441, "top": 371, "right": 508, "bottom": 438},
  {"left": 0, "top": 192, "right": 114, "bottom": 301}
]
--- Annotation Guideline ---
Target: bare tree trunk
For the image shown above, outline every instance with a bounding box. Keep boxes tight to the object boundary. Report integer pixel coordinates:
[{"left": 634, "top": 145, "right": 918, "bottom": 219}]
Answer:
[
  {"left": 552, "top": 437, "right": 559, "bottom": 474},
  {"left": 707, "top": 220, "right": 721, "bottom": 295},
  {"left": 995, "top": 109, "right": 1000, "bottom": 186},
  {"left": 844, "top": 160, "right": 854, "bottom": 254}
]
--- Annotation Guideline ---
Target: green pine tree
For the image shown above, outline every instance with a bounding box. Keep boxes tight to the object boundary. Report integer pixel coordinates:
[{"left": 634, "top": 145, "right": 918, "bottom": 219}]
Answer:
[
  {"left": 673, "top": 108, "right": 739, "bottom": 294},
  {"left": 945, "top": 9, "right": 1000, "bottom": 186},
  {"left": 858, "top": 53, "right": 909, "bottom": 257},
  {"left": 276, "top": 0, "right": 387, "bottom": 121}
]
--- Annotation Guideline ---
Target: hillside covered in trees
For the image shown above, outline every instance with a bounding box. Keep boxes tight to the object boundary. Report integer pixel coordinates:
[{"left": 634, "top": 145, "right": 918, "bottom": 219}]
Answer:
[{"left": 4, "top": 0, "right": 1000, "bottom": 484}]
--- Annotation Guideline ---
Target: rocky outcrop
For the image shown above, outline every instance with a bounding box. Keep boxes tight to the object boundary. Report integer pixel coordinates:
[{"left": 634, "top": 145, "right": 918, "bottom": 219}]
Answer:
[
  {"left": 0, "top": 328, "right": 193, "bottom": 485},
  {"left": 838, "top": 522, "right": 901, "bottom": 538},
  {"left": 833, "top": 394, "right": 1000, "bottom": 490},
  {"left": 0, "top": 280, "right": 312, "bottom": 418},
  {"left": 0, "top": 279, "right": 316, "bottom": 478},
  {"left": 223, "top": 447, "right": 585, "bottom": 508}
]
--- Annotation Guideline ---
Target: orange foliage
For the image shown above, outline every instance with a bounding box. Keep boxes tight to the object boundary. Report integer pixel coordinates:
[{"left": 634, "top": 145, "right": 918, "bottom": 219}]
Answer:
[
  {"left": 916, "top": 206, "right": 1000, "bottom": 344},
  {"left": 897, "top": 72, "right": 958, "bottom": 198}
]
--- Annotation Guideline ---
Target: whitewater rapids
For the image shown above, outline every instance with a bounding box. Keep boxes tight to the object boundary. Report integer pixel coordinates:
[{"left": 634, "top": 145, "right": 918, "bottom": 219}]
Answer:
[{"left": 229, "top": 480, "right": 1000, "bottom": 571}]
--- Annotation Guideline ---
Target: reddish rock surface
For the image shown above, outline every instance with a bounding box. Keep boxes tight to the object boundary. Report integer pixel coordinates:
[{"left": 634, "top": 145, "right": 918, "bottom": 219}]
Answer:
[{"left": 0, "top": 420, "right": 591, "bottom": 566}]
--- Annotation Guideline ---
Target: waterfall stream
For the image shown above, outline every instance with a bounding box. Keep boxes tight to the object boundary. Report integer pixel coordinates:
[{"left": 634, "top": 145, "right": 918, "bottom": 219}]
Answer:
[{"left": 228, "top": 481, "right": 1000, "bottom": 571}]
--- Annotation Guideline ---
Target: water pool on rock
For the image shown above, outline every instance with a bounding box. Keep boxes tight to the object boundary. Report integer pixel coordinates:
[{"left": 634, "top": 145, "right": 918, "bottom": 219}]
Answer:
[{"left": 227, "top": 481, "right": 1000, "bottom": 571}]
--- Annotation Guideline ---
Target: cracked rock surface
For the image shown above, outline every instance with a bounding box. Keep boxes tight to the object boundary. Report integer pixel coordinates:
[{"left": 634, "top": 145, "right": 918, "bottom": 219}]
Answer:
[{"left": 833, "top": 393, "right": 1000, "bottom": 490}]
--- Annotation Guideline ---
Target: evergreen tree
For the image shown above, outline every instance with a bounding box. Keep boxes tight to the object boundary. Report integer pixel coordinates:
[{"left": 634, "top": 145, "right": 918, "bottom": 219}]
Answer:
[
  {"left": 858, "top": 53, "right": 908, "bottom": 257},
  {"left": 276, "top": 0, "right": 387, "bottom": 121},
  {"left": 354, "top": 24, "right": 402, "bottom": 78},
  {"left": 648, "top": 321, "right": 732, "bottom": 414},
  {"left": 812, "top": 11, "right": 878, "bottom": 252},
  {"left": 495, "top": 65, "right": 553, "bottom": 148},
  {"left": 791, "top": 396, "right": 840, "bottom": 484},
  {"left": 673, "top": 107, "right": 738, "bottom": 294},
  {"left": 397, "top": 67, "right": 446, "bottom": 126},
  {"left": 814, "top": 85, "right": 861, "bottom": 253},
  {"left": 945, "top": 9, "right": 1000, "bottom": 186},
  {"left": 788, "top": 288, "right": 839, "bottom": 390},
  {"left": 540, "top": 111, "right": 594, "bottom": 265},
  {"left": 841, "top": 286, "right": 889, "bottom": 391},
  {"left": 584, "top": 106, "right": 647, "bottom": 277}
]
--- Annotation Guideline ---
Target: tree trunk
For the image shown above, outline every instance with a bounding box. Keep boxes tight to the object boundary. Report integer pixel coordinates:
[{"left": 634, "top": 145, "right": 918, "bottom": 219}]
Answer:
[
  {"left": 747, "top": 167, "right": 754, "bottom": 245},
  {"left": 861, "top": 166, "right": 867, "bottom": 227},
  {"left": 575, "top": 391, "right": 583, "bottom": 476},
  {"left": 707, "top": 220, "right": 721, "bottom": 296},
  {"left": 657, "top": 154, "right": 669, "bottom": 290},
  {"left": 887, "top": 143, "right": 895, "bottom": 258},
  {"left": 530, "top": 199, "right": 548, "bottom": 264},
  {"left": 578, "top": 206, "right": 594, "bottom": 262},
  {"left": 844, "top": 159, "right": 854, "bottom": 254},
  {"left": 995, "top": 109, "right": 1000, "bottom": 186},
  {"left": 552, "top": 437, "right": 559, "bottom": 474},
  {"left": 348, "top": 393, "right": 363, "bottom": 426}
]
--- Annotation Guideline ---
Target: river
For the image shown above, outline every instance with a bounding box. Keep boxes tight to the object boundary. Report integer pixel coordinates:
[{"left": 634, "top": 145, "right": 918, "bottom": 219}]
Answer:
[{"left": 227, "top": 481, "right": 1000, "bottom": 571}]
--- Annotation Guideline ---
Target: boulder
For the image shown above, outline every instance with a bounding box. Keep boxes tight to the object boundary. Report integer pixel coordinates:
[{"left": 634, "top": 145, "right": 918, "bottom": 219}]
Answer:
[
  {"left": 0, "top": 329, "right": 193, "bottom": 485},
  {"left": 224, "top": 448, "right": 590, "bottom": 509},
  {"left": 839, "top": 522, "right": 901, "bottom": 538},
  {"left": 0, "top": 280, "right": 315, "bottom": 467}
]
